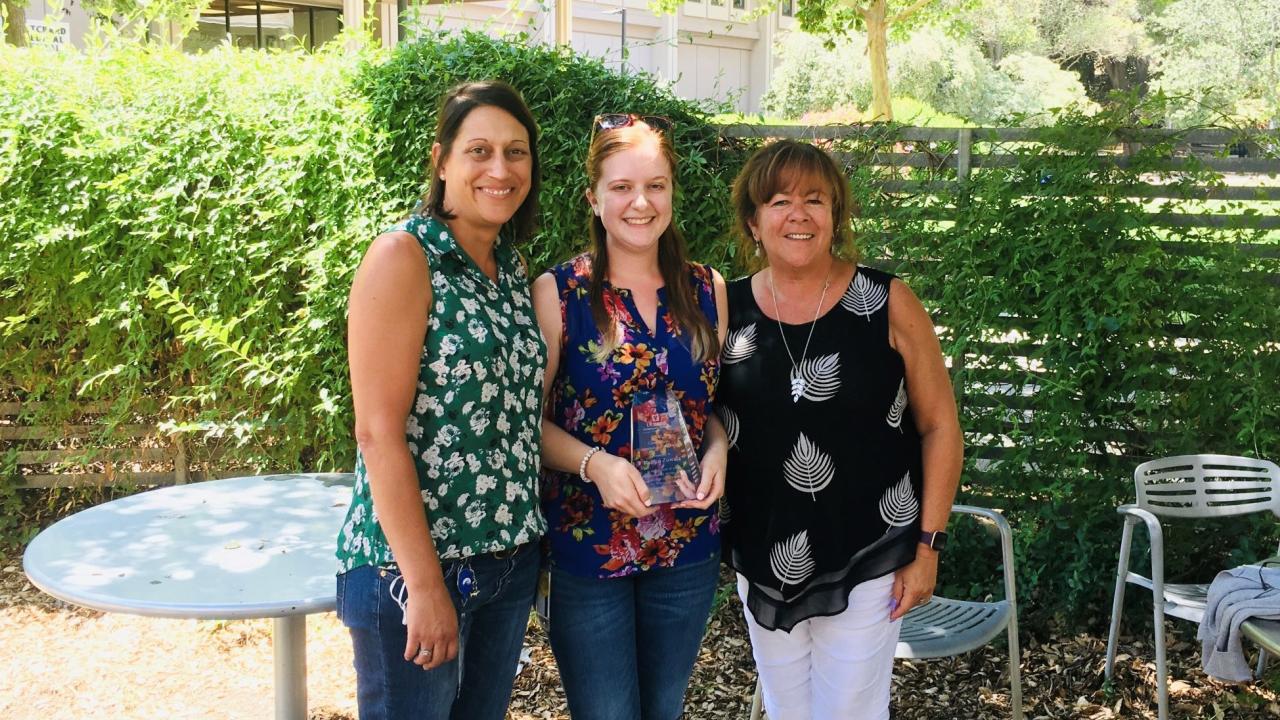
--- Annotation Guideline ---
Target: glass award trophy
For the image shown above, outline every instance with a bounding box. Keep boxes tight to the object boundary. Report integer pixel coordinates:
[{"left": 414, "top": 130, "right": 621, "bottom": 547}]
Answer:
[{"left": 630, "top": 385, "right": 702, "bottom": 506}]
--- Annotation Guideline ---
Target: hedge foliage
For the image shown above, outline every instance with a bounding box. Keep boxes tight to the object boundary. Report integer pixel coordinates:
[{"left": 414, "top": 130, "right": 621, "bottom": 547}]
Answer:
[
  {"left": 0, "top": 40, "right": 392, "bottom": 491},
  {"left": 3, "top": 33, "right": 1279, "bottom": 627},
  {"left": 0, "top": 31, "right": 738, "bottom": 536},
  {"left": 839, "top": 100, "right": 1280, "bottom": 624}
]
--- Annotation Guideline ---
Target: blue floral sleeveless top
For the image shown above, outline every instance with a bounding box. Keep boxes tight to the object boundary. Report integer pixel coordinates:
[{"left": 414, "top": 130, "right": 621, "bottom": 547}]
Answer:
[{"left": 542, "top": 253, "right": 721, "bottom": 579}]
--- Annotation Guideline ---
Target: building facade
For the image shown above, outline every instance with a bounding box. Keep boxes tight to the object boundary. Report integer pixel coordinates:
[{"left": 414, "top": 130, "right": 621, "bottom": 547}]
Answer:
[
  {"left": 404, "top": 0, "right": 794, "bottom": 112},
  {"left": 20, "top": 0, "right": 794, "bottom": 112}
]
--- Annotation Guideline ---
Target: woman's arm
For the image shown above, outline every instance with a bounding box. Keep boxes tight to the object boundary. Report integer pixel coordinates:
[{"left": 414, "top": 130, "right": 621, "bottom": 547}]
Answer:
[
  {"left": 531, "top": 272, "right": 655, "bottom": 519},
  {"left": 886, "top": 278, "right": 963, "bottom": 620},
  {"left": 349, "top": 230, "right": 457, "bottom": 669}
]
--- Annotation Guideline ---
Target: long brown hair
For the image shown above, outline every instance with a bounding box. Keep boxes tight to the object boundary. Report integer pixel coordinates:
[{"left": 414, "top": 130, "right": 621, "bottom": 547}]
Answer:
[
  {"left": 586, "top": 124, "right": 718, "bottom": 362},
  {"left": 730, "top": 139, "right": 858, "bottom": 271},
  {"left": 419, "top": 80, "right": 541, "bottom": 246}
]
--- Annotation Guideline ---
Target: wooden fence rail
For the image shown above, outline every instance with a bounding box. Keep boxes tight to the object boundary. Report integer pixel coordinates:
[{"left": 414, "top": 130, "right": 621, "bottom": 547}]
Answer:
[{"left": 1, "top": 402, "right": 193, "bottom": 489}]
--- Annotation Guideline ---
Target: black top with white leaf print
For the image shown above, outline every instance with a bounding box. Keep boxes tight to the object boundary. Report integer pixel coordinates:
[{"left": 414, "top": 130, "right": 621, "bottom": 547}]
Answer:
[{"left": 719, "top": 266, "right": 923, "bottom": 632}]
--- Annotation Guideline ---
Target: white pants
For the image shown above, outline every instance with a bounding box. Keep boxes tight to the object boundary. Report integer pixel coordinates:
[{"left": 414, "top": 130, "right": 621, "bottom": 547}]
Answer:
[{"left": 739, "top": 573, "right": 900, "bottom": 720}]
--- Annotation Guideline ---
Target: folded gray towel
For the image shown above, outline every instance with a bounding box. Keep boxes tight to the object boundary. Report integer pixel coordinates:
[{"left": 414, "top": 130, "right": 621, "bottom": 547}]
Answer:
[{"left": 1198, "top": 565, "right": 1280, "bottom": 682}]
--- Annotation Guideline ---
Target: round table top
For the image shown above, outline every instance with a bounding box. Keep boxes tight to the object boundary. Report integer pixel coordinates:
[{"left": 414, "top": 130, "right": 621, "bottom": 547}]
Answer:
[{"left": 23, "top": 473, "right": 354, "bottom": 619}]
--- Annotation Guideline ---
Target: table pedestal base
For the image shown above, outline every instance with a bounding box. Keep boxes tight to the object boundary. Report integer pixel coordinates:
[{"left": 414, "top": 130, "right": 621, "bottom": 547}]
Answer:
[{"left": 274, "top": 615, "right": 307, "bottom": 720}]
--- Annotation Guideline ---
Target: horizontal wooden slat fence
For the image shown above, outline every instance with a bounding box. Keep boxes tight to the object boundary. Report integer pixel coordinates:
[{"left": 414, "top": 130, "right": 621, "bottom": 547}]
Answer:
[
  {"left": 716, "top": 124, "right": 1280, "bottom": 481},
  {"left": 1, "top": 401, "right": 201, "bottom": 488},
  {"left": 6, "top": 124, "right": 1276, "bottom": 492}
]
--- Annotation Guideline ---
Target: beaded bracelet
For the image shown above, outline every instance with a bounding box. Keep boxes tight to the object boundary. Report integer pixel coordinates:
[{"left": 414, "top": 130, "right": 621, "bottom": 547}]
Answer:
[{"left": 579, "top": 446, "right": 603, "bottom": 484}]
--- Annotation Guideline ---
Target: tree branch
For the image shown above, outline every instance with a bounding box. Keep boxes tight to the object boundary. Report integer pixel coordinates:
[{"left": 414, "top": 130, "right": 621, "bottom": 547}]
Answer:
[
  {"left": 840, "top": 0, "right": 870, "bottom": 16},
  {"left": 889, "top": 0, "right": 935, "bottom": 26}
]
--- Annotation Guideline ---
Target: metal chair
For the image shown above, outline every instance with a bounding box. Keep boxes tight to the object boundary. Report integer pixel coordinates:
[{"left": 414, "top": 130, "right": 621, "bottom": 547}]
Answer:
[
  {"left": 1104, "top": 454, "right": 1280, "bottom": 720},
  {"left": 749, "top": 505, "right": 1023, "bottom": 720}
]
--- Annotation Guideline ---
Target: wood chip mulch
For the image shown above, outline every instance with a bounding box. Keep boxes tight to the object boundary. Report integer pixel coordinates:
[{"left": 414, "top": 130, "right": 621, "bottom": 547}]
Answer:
[{"left": 3, "top": 551, "right": 1279, "bottom": 719}]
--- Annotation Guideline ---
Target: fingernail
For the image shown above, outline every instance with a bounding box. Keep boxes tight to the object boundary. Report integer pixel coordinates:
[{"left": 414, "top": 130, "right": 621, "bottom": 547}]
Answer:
[
  {"left": 697, "top": 493, "right": 706, "bottom": 501},
  {"left": 889, "top": 599, "right": 899, "bottom": 611}
]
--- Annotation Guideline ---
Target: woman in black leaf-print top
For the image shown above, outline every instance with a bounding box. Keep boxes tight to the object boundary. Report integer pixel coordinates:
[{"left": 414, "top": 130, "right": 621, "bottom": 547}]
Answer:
[{"left": 718, "top": 140, "right": 962, "bottom": 720}]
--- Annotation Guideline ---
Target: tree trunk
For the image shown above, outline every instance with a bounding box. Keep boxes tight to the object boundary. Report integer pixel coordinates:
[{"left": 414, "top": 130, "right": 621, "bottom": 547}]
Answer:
[
  {"left": 3, "top": 0, "right": 27, "bottom": 46},
  {"left": 1102, "top": 56, "right": 1126, "bottom": 92},
  {"left": 863, "top": 0, "right": 892, "bottom": 122}
]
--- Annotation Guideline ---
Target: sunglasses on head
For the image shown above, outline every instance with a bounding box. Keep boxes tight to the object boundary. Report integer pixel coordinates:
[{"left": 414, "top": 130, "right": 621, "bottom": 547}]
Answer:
[{"left": 592, "top": 113, "right": 675, "bottom": 136}]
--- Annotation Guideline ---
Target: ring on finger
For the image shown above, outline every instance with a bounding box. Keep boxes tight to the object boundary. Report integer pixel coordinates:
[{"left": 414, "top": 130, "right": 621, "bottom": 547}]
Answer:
[{"left": 418, "top": 647, "right": 433, "bottom": 659}]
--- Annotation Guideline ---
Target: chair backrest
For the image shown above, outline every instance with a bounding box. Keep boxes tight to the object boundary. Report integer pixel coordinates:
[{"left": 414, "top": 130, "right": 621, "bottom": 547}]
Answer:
[{"left": 1134, "top": 454, "right": 1280, "bottom": 519}]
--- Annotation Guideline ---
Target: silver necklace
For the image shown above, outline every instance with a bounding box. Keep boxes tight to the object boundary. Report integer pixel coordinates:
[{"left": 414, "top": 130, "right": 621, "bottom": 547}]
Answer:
[{"left": 767, "top": 265, "right": 832, "bottom": 402}]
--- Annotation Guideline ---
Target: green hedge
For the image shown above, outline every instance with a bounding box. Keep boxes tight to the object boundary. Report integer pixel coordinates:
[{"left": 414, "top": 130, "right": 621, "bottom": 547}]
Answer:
[
  {"left": 0, "top": 41, "right": 392, "bottom": 487},
  {"left": 3, "top": 34, "right": 1278, "bottom": 628},
  {"left": 0, "top": 32, "right": 739, "bottom": 537},
  {"left": 844, "top": 103, "right": 1280, "bottom": 624}
]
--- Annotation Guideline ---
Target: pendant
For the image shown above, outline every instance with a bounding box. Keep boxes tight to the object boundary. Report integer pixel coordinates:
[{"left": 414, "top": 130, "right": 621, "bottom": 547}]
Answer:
[{"left": 790, "top": 371, "right": 806, "bottom": 402}]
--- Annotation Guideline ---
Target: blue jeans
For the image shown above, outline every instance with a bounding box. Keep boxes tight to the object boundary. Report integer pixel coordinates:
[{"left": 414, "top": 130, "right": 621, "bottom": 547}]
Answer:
[
  {"left": 548, "top": 554, "right": 721, "bottom": 720},
  {"left": 335, "top": 543, "right": 539, "bottom": 720}
]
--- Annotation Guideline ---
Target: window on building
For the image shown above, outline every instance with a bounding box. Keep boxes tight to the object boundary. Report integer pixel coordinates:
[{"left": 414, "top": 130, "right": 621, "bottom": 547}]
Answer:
[
  {"left": 732, "top": 0, "right": 746, "bottom": 9},
  {"left": 781, "top": 0, "right": 794, "bottom": 16},
  {"left": 183, "top": 0, "right": 343, "bottom": 52}
]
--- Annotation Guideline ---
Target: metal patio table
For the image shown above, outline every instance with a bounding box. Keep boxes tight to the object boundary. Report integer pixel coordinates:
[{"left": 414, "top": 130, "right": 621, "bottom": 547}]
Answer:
[{"left": 23, "top": 473, "right": 353, "bottom": 720}]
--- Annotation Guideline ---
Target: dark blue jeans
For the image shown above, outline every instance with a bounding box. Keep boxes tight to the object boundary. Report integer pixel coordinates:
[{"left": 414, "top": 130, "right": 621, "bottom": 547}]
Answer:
[
  {"left": 335, "top": 543, "right": 538, "bottom": 720},
  {"left": 548, "top": 554, "right": 721, "bottom": 720}
]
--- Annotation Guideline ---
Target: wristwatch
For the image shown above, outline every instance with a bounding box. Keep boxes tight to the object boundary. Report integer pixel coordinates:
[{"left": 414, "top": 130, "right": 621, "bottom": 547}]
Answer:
[{"left": 919, "top": 530, "right": 948, "bottom": 552}]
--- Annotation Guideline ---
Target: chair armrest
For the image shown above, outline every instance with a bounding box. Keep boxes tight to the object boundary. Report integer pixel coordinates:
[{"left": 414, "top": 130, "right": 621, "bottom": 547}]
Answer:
[
  {"left": 1116, "top": 503, "right": 1167, "bottom": 590},
  {"left": 951, "top": 504, "right": 1017, "bottom": 607}
]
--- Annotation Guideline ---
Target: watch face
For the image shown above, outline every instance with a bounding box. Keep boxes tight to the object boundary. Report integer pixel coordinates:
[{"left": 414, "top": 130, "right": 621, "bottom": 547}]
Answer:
[{"left": 921, "top": 531, "right": 947, "bottom": 551}]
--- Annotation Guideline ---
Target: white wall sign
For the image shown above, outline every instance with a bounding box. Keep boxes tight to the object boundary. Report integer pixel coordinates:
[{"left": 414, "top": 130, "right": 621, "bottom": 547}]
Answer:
[{"left": 26, "top": 20, "right": 70, "bottom": 51}]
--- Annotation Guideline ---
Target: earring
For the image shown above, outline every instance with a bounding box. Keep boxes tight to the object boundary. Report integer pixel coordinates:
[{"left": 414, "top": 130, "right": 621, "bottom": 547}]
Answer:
[{"left": 752, "top": 235, "right": 762, "bottom": 258}]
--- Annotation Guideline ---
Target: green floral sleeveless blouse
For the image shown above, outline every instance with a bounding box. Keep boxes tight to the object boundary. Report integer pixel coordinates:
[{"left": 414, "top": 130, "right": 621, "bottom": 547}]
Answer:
[{"left": 336, "top": 215, "right": 548, "bottom": 571}]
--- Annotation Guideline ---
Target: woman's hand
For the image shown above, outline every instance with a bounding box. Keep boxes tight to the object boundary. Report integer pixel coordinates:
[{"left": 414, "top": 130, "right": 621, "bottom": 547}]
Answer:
[
  {"left": 402, "top": 582, "right": 459, "bottom": 671},
  {"left": 587, "top": 451, "right": 656, "bottom": 518},
  {"left": 673, "top": 444, "right": 726, "bottom": 510},
  {"left": 890, "top": 550, "right": 939, "bottom": 621}
]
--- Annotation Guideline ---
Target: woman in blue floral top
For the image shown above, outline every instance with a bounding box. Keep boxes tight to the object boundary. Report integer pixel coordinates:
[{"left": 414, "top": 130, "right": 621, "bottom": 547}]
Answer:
[{"left": 531, "top": 115, "right": 729, "bottom": 720}]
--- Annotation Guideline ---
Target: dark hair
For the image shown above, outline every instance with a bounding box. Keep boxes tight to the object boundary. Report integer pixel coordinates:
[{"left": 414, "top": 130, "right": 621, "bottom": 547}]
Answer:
[
  {"left": 585, "top": 124, "right": 718, "bottom": 363},
  {"left": 730, "top": 140, "right": 858, "bottom": 270},
  {"left": 420, "top": 81, "right": 541, "bottom": 245}
]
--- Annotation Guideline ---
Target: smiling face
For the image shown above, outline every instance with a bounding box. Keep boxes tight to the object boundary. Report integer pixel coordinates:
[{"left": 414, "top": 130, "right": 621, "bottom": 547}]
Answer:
[
  {"left": 586, "top": 128, "right": 673, "bottom": 258},
  {"left": 432, "top": 104, "right": 532, "bottom": 243},
  {"left": 748, "top": 170, "right": 836, "bottom": 272}
]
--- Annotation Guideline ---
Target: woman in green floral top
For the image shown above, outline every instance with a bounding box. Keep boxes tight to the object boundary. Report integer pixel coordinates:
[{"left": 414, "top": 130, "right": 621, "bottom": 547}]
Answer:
[{"left": 334, "top": 81, "right": 547, "bottom": 720}]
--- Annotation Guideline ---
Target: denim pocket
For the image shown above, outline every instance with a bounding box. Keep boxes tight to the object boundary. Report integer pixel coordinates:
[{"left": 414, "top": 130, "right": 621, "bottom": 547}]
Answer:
[
  {"left": 335, "top": 571, "right": 346, "bottom": 621},
  {"left": 336, "top": 565, "right": 380, "bottom": 630}
]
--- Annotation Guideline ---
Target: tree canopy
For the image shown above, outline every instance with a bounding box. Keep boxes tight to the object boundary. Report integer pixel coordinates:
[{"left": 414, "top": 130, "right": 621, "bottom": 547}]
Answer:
[
  {"left": 1149, "top": 0, "right": 1280, "bottom": 126},
  {"left": 788, "top": 0, "right": 974, "bottom": 120},
  {"left": 763, "top": 0, "right": 1280, "bottom": 127}
]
